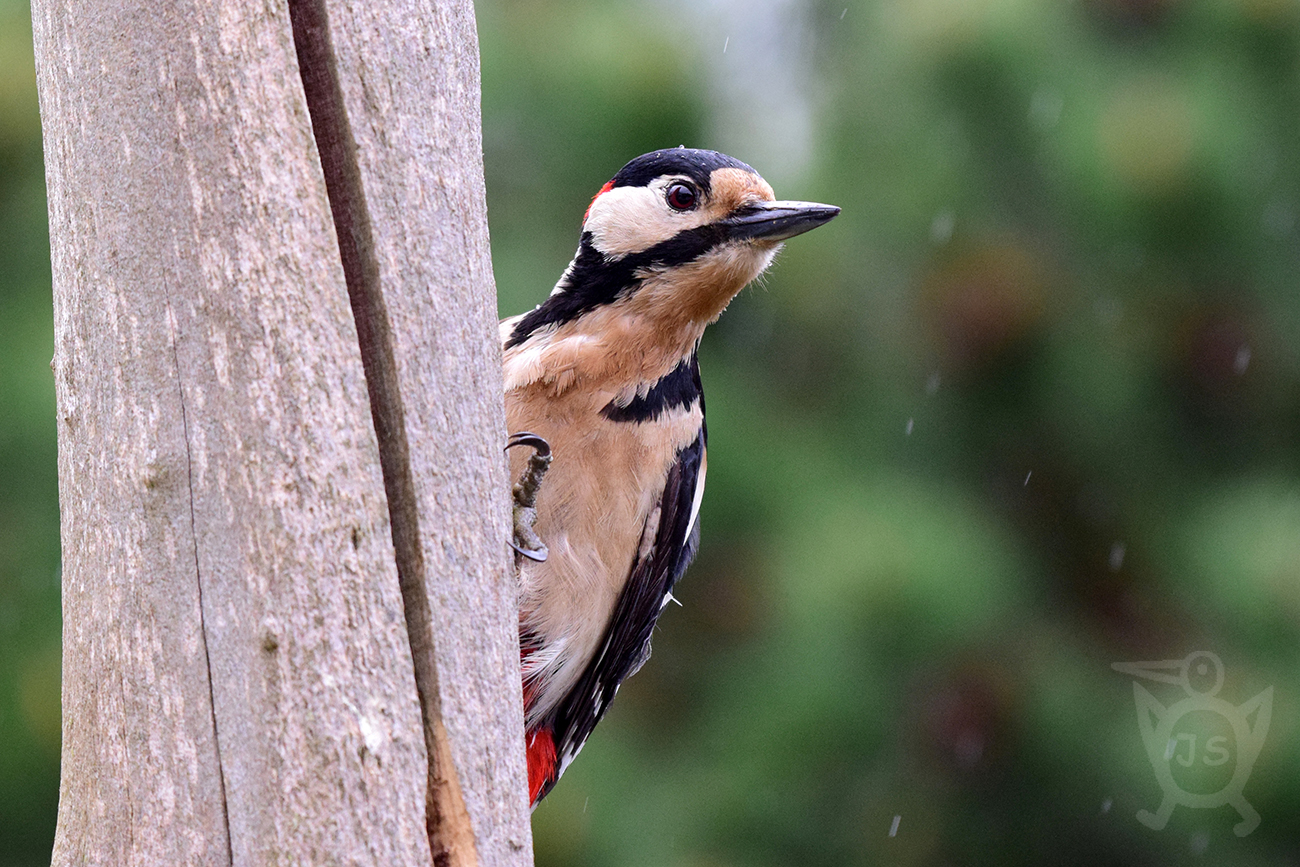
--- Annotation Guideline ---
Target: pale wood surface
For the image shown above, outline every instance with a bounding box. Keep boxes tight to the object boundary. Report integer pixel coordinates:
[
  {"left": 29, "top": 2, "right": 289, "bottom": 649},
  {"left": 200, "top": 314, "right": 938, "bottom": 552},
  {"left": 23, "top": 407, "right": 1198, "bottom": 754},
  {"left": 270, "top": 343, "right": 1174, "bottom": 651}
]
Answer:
[
  {"left": 306, "top": 1, "right": 531, "bottom": 862},
  {"left": 32, "top": 0, "right": 528, "bottom": 862}
]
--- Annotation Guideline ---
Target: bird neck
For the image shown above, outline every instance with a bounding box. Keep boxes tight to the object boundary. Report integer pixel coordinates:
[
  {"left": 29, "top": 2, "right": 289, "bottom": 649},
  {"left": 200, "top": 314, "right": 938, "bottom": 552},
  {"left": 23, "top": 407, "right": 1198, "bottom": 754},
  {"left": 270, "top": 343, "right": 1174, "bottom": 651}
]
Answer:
[
  {"left": 502, "top": 296, "right": 703, "bottom": 398},
  {"left": 503, "top": 238, "right": 774, "bottom": 396}
]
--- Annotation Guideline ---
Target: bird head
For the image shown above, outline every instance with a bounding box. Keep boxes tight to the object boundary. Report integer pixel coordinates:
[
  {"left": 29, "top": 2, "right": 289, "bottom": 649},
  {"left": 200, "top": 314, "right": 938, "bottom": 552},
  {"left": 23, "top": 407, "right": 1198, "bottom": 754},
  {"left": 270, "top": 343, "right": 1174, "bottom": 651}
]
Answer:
[
  {"left": 582, "top": 148, "right": 839, "bottom": 254},
  {"left": 505, "top": 147, "right": 838, "bottom": 353}
]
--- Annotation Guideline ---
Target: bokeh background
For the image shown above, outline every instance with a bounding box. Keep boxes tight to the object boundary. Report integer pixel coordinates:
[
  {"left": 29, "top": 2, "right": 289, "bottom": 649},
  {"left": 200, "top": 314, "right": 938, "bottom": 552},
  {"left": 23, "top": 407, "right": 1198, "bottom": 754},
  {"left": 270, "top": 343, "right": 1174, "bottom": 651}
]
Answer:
[{"left": 3, "top": 0, "right": 1299, "bottom": 863}]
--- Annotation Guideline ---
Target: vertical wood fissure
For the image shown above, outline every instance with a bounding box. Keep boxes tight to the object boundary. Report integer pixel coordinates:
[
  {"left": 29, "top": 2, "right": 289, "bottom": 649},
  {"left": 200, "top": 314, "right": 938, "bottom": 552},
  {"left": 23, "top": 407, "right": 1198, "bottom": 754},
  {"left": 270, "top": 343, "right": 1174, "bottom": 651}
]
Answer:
[
  {"left": 37, "top": 0, "right": 459, "bottom": 859},
  {"left": 285, "top": 2, "right": 472, "bottom": 862},
  {"left": 162, "top": 290, "right": 235, "bottom": 864}
]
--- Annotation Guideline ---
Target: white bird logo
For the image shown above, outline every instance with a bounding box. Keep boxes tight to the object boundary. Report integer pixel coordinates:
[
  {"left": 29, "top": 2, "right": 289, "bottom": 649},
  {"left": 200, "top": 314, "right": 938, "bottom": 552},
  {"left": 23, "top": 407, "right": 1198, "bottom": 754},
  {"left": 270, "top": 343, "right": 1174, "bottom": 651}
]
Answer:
[{"left": 1112, "top": 651, "right": 1272, "bottom": 836}]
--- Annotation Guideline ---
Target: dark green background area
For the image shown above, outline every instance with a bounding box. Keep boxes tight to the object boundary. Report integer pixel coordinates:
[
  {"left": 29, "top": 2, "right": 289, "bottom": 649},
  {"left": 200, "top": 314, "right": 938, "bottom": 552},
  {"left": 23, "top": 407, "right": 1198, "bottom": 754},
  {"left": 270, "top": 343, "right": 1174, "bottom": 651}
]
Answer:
[{"left": 3, "top": 0, "right": 1299, "bottom": 864}]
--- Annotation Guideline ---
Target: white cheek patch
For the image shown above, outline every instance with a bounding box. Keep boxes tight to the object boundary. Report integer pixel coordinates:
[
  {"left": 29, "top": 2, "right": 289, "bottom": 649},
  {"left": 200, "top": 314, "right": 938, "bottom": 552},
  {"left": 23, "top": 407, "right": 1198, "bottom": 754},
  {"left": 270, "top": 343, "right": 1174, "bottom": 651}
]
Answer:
[{"left": 584, "top": 183, "right": 711, "bottom": 257}]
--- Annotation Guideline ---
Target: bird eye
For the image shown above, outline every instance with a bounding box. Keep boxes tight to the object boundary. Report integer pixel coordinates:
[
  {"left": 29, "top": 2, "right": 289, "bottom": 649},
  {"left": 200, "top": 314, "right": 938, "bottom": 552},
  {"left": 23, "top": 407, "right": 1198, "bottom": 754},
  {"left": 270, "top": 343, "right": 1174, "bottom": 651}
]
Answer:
[{"left": 665, "top": 182, "right": 698, "bottom": 211}]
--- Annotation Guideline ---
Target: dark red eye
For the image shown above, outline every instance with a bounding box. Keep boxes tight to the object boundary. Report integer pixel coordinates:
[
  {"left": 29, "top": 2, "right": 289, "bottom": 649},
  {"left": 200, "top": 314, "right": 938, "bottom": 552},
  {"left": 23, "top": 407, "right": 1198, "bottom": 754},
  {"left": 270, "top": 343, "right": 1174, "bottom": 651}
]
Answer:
[{"left": 666, "top": 182, "right": 698, "bottom": 211}]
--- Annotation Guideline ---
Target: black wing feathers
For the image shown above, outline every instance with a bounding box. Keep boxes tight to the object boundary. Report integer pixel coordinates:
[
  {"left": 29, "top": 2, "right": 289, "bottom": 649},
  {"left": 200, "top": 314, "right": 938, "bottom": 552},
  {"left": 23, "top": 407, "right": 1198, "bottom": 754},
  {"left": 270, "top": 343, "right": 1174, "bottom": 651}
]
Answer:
[{"left": 542, "top": 429, "right": 705, "bottom": 796}]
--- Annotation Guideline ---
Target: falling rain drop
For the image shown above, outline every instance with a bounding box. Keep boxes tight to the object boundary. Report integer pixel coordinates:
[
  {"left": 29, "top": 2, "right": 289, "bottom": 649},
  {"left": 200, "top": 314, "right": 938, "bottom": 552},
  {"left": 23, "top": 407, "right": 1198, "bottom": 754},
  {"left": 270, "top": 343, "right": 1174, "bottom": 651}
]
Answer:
[
  {"left": 1234, "top": 345, "right": 1251, "bottom": 375},
  {"left": 930, "top": 210, "right": 954, "bottom": 245}
]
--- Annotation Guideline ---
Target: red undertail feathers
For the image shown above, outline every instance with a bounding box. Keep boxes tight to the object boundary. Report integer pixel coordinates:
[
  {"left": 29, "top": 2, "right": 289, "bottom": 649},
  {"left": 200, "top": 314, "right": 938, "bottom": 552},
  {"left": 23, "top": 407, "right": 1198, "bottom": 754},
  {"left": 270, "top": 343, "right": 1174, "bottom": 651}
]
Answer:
[{"left": 526, "top": 726, "right": 558, "bottom": 807}]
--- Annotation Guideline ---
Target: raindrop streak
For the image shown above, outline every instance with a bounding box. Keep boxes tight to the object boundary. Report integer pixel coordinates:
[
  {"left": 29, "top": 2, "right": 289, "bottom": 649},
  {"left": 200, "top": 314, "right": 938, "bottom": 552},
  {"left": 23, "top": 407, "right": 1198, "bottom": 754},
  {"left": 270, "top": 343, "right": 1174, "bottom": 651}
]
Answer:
[
  {"left": 841, "top": 7, "right": 848, "bottom": 19},
  {"left": 1109, "top": 542, "right": 1126, "bottom": 572},
  {"left": 1101, "top": 798, "right": 1113, "bottom": 814},
  {"left": 926, "top": 371, "right": 941, "bottom": 394},
  {"left": 1024, "top": 471, "right": 1032, "bottom": 486},
  {"left": 889, "top": 815, "right": 901, "bottom": 837},
  {"left": 931, "top": 210, "right": 954, "bottom": 245},
  {"left": 723, "top": 36, "right": 729, "bottom": 53},
  {"left": 1234, "top": 345, "right": 1251, "bottom": 375},
  {"left": 905, "top": 418, "right": 914, "bottom": 436}
]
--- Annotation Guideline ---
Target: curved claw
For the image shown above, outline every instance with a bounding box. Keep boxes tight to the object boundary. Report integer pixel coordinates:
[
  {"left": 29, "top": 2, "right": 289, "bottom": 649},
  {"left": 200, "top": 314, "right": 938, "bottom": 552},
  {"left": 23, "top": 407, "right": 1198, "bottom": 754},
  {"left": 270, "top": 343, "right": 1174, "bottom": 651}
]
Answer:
[
  {"left": 505, "top": 431, "right": 551, "bottom": 458},
  {"left": 506, "top": 431, "right": 553, "bottom": 564},
  {"left": 510, "top": 538, "right": 549, "bottom": 562}
]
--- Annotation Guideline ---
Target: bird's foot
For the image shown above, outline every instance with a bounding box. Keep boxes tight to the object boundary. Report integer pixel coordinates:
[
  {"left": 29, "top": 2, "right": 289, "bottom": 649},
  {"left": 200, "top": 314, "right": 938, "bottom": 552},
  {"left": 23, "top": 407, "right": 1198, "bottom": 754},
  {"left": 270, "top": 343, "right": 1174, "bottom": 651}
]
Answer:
[{"left": 505, "top": 432, "right": 552, "bottom": 562}]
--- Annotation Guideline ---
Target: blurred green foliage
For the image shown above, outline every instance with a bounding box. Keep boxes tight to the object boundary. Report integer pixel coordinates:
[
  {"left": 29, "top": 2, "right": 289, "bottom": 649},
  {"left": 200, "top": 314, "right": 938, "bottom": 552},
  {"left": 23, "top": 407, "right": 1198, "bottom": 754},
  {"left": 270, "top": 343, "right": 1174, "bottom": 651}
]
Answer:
[
  {"left": 0, "top": 0, "right": 60, "bottom": 862},
  {"left": 482, "top": 0, "right": 1300, "bottom": 864},
  {"left": 3, "top": 0, "right": 1299, "bottom": 863}
]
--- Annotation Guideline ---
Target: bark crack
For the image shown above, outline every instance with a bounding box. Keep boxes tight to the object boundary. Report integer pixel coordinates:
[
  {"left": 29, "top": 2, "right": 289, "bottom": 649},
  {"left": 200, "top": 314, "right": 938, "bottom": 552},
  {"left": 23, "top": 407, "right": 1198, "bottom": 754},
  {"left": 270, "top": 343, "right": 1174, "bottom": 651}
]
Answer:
[
  {"left": 285, "top": 3, "right": 475, "bottom": 863},
  {"left": 162, "top": 290, "right": 234, "bottom": 865}
]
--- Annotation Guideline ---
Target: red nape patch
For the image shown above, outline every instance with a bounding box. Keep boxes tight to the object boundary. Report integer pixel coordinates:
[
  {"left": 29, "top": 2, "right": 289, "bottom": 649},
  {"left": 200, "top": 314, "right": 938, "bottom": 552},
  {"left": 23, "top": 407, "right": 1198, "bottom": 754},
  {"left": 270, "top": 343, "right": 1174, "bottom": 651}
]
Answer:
[
  {"left": 583, "top": 179, "right": 615, "bottom": 225},
  {"left": 526, "top": 727, "right": 558, "bottom": 806}
]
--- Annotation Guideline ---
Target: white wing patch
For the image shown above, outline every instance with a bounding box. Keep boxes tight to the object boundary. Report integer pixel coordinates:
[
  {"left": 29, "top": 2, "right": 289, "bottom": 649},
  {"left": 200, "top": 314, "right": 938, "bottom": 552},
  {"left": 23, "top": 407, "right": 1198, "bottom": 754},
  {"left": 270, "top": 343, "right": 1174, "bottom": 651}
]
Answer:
[{"left": 686, "top": 448, "right": 707, "bottom": 544}]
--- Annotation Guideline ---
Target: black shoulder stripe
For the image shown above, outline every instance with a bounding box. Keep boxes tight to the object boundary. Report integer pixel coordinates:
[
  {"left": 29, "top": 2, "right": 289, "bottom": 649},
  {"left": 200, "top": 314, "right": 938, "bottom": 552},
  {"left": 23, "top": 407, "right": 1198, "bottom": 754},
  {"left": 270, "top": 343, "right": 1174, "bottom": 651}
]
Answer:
[
  {"left": 539, "top": 430, "right": 706, "bottom": 798},
  {"left": 505, "top": 241, "right": 620, "bottom": 349},
  {"left": 602, "top": 355, "right": 701, "bottom": 423}
]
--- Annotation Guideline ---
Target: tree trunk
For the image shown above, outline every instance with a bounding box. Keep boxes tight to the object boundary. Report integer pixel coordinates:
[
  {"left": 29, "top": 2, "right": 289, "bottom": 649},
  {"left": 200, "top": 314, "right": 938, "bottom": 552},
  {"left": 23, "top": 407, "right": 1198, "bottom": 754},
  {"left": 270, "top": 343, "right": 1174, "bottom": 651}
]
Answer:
[{"left": 31, "top": 0, "right": 531, "bottom": 863}]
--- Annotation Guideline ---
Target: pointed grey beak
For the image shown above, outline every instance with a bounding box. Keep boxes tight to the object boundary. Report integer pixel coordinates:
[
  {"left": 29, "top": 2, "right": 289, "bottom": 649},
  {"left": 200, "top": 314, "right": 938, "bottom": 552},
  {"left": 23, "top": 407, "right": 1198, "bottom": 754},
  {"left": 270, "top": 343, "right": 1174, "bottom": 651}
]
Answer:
[{"left": 721, "top": 200, "right": 841, "bottom": 243}]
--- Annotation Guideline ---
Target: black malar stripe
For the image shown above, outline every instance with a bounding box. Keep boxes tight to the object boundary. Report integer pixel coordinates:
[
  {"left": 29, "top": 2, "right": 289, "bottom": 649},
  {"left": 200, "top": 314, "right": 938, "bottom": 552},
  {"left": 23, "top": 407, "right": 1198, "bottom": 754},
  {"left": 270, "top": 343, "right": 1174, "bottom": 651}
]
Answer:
[{"left": 505, "top": 223, "right": 729, "bottom": 349}]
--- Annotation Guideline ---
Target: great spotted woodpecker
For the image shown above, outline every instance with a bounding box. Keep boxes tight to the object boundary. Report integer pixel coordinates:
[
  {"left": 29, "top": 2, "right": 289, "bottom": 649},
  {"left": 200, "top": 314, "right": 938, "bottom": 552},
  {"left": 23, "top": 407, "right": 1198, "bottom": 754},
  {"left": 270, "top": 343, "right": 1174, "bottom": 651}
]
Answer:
[{"left": 501, "top": 147, "right": 839, "bottom": 806}]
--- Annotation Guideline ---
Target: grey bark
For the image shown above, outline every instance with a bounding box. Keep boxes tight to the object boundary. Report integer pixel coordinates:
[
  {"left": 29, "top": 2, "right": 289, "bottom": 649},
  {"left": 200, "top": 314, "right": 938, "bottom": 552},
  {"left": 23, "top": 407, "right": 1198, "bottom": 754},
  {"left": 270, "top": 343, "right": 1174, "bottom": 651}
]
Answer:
[{"left": 32, "top": 0, "right": 530, "bottom": 864}]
